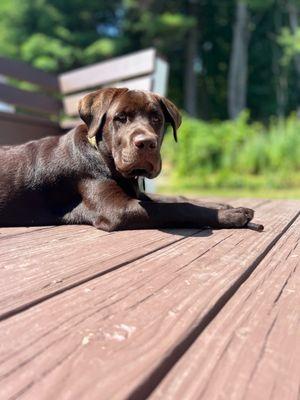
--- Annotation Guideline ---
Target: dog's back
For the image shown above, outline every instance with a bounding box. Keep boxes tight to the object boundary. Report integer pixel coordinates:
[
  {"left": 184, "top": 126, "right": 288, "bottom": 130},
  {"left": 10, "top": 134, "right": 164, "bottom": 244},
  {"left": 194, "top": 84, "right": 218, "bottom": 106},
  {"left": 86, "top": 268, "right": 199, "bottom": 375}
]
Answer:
[{"left": 0, "top": 131, "right": 82, "bottom": 226}]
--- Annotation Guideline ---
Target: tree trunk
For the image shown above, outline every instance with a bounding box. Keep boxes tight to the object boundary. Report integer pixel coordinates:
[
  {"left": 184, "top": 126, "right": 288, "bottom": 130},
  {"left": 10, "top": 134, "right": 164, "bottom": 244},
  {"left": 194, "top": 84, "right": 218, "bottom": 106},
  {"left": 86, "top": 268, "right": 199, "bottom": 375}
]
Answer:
[
  {"left": 287, "top": 1, "right": 300, "bottom": 115},
  {"left": 273, "top": 1, "right": 288, "bottom": 118},
  {"left": 184, "top": 0, "right": 199, "bottom": 117},
  {"left": 228, "top": 1, "right": 250, "bottom": 119},
  {"left": 139, "top": 0, "right": 153, "bottom": 11},
  {"left": 272, "top": 44, "right": 288, "bottom": 119}
]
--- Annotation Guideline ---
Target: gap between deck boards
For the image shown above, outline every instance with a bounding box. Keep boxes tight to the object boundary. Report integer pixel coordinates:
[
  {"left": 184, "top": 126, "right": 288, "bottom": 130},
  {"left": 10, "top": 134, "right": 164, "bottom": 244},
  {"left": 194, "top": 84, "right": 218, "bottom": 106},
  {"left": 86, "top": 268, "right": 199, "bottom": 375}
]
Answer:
[
  {"left": 127, "top": 209, "right": 300, "bottom": 400},
  {"left": 0, "top": 199, "right": 267, "bottom": 322},
  {"left": 0, "top": 200, "right": 299, "bottom": 400},
  {"left": 0, "top": 229, "right": 202, "bottom": 322}
]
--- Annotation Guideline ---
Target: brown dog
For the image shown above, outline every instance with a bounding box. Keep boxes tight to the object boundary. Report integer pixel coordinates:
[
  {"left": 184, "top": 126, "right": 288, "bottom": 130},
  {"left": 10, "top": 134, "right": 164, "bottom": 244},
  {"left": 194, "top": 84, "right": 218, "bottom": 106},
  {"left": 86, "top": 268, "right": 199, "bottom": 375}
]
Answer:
[{"left": 0, "top": 88, "right": 255, "bottom": 230}]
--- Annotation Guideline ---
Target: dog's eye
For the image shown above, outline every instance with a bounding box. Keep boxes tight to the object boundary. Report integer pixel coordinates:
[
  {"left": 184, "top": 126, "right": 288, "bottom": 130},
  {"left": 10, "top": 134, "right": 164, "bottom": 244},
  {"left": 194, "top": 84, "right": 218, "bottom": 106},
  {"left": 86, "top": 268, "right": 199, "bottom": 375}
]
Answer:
[
  {"left": 151, "top": 114, "right": 162, "bottom": 124},
  {"left": 114, "top": 113, "right": 127, "bottom": 123}
]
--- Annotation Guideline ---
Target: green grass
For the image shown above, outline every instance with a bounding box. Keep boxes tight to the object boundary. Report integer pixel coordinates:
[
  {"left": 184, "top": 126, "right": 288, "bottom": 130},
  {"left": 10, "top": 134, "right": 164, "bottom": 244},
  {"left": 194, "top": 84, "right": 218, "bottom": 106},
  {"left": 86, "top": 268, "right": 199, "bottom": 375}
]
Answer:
[
  {"left": 157, "top": 181, "right": 300, "bottom": 199},
  {"left": 160, "top": 112, "right": 300, "bottom": 198}
]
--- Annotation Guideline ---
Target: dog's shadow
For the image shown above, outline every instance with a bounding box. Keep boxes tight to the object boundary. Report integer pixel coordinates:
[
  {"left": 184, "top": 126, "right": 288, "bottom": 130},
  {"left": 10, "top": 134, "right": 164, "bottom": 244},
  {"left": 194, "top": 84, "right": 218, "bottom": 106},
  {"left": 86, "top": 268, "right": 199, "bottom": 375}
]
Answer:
[{"left": 159, "top": 228, "right": 213, "bottom": 238}]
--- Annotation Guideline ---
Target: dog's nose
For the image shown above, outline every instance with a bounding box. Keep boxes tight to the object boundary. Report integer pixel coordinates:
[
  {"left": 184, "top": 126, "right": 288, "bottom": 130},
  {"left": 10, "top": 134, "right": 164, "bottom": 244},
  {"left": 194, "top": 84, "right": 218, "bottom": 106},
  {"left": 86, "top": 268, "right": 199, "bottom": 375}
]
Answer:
[{"left": 133, "top": 134, "right": 157, "bottom": 150}]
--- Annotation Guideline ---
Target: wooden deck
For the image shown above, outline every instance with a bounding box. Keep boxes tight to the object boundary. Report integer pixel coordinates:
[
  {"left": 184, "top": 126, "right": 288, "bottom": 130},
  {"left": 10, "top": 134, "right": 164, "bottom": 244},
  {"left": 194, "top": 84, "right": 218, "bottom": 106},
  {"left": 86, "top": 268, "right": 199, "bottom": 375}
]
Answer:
[{"left": 0, "top": 199, "right": 299, "bottom": 400}]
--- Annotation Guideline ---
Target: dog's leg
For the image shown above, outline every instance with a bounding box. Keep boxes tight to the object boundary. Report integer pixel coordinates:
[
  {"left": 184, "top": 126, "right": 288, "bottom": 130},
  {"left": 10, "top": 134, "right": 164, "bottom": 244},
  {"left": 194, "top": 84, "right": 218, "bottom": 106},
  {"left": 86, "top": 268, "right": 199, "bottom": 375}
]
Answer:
[
  {"left": 142, "top": 193, "right": 233, "bottom": 210},
  {"left": 75, "top": 180, "right": 254, "bottom": 231},
  {"left": 95, "top": 199, "right": 254, "bottom": 231}
]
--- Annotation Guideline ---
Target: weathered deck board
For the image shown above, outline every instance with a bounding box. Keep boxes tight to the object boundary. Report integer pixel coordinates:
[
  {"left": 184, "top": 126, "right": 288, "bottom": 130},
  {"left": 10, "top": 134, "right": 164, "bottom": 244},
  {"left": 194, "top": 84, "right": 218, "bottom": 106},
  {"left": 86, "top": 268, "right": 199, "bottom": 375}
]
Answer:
[
  {"left": 0, "top": 225, "right": 55, "bottom": 239},
  {"left": 0, "top": 198, "right": 260, "bottom": 319},
  {"left": 0, "top": 226, "right": 198, "bottom": 319},
  {"left": 0, "top": 200, "right": 298, "bottom": 400},
  {"left": 151, "top": 211, "right": 300, "bottom": 400}
]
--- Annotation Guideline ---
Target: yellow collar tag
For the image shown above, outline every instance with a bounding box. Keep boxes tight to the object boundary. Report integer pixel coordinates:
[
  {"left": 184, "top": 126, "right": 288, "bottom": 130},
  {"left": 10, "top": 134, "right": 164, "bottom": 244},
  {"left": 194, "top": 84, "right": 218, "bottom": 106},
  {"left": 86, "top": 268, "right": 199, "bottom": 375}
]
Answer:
[{"left": 87, "top": 136, "right": 98, "bottom": 150}]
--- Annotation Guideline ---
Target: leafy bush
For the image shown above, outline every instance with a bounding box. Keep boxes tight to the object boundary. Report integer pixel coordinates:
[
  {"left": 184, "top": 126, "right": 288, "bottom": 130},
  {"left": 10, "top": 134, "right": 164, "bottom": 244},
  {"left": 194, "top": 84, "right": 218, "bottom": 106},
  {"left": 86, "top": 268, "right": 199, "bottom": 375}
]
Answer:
[{"left": 161, "top": 112, "right": 300, "bottom": 190}]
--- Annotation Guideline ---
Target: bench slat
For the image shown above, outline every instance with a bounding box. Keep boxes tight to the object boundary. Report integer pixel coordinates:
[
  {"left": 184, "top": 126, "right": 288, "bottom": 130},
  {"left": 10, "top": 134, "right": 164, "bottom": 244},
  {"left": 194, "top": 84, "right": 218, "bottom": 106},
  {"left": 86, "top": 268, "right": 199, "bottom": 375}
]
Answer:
[
  {"left": 0, "top": 57, "right": 59, "bottom": 92},
  {"left": 63, "top": 76, "right": 153, "bottom": 117},
  {"left": 0, "top": 111, "right": 61, "bottom": 145},
  {"left": 0, "top": 200, "right": 299, "bottom": 399},
  {"left": 151, "top": 213, "right": 300, "bottom": 400},
  {"left": 0, "top": 82, "right": 61, "bottom": 115},
  {"left": 59, "top": 48, "right": 156, "bottom": 94}
]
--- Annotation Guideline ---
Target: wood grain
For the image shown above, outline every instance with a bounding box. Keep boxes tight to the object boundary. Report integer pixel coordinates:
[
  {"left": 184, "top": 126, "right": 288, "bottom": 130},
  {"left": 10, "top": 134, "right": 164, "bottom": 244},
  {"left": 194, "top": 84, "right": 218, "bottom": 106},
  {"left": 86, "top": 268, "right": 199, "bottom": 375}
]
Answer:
[
  {"left": 0, "top": 56, "right": 59, "bottom": 92},
  {"left": 0, "top": 82, "right": 61, "bottom": 115},
  {"left": 0, "top": 200, "right": 298, "bottom": 400},
  {"left": 0, "top": 198, "right": 260, "bottom": 318},
  {"left": 0, "top": 225, "right": 55, "bottom": 239},
  {"left": 59, "top": 48, "right": 156, "bottom": 94},
  {"left": 0, "top": 226, "right": 198, "bottom": 319},
  {"left": 63, "top": 76, "right": 153, "bottom": 117},
  {"left": 0, "top": 111, "right": 61, "bottom": 145},
  {"left": 151, "top": 214, "right": 300, "bottom": 400}
]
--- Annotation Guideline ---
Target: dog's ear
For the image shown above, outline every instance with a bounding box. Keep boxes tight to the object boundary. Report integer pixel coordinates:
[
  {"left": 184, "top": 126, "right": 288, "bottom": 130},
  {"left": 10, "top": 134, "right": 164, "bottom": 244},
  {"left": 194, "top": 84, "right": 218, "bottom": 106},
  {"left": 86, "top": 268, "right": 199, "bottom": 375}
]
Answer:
[
  {"left": 158, "top": 96, "right": 182, "bottom": 142},
  {"left": 78, "top": 87, "right": 129, "bottom": 140}
]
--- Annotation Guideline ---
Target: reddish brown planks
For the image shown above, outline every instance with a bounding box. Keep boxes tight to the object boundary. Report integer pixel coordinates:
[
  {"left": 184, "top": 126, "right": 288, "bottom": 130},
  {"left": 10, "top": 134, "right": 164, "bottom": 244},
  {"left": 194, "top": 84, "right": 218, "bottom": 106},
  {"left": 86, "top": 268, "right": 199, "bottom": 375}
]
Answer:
[
  {"left": 0, "top": 111, "right": 62, "bottom": 145},
  {"left": 0, "top": 200, "right": 298, "bottom": 400},
  {"left": 0, "top": 225, "right": 53, "bottom": 239},
  {"left": 59, "top": 48, "right": 156, "bottom": 94},
  {"left": 0, "top": 82, "right": 61, "bottom": 115},
  {"left": 151, "top": 213, "right": 300, "bottom": 400},
  {"left": 0, "top": 225, "right": 198, "bottom": 319},
  {"left": 0, "top": 56, "right": 59, "bottom": 92},
  {"left": 0, "top": 198, "right": 259, "bottom": 318}
]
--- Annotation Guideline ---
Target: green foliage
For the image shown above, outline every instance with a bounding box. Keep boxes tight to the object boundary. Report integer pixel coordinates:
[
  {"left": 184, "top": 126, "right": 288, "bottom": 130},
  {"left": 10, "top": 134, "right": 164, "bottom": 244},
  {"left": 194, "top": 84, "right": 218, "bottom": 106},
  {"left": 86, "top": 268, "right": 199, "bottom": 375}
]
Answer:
[
  {"left": 0, "top": 0, "right": 299, "bottom": 120},
  {"left": 84, "top": 38, "right": 119, "bottom": 63},
  {"left": 278, "top": 27, "right": 300, "bottom": 66},
  {"left": 20, "top": 33, "right": 76, "bottom": 72},
  {"left": 0, "top": 0, "right": 122, "bottom": 71},
  {"left": 162, "top": 113, "right": 300, "bottom": 189},
  {"left": 1, "top": 0, "right": 300, "bottom": 121}
]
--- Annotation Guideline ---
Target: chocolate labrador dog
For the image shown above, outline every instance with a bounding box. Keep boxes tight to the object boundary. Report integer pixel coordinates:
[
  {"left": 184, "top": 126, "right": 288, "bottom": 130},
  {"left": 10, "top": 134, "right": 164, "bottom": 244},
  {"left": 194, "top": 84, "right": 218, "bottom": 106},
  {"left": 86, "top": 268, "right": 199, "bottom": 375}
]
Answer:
[{"left": 0, "top": 88, "right": 256, "bottom": 231}]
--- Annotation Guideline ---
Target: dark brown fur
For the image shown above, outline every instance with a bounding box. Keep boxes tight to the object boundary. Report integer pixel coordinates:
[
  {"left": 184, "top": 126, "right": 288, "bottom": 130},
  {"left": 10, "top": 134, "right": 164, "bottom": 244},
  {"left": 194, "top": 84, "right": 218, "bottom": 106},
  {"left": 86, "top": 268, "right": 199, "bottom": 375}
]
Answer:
[{"left": 0, "top": 88, "right": 254, "bottom": 231}]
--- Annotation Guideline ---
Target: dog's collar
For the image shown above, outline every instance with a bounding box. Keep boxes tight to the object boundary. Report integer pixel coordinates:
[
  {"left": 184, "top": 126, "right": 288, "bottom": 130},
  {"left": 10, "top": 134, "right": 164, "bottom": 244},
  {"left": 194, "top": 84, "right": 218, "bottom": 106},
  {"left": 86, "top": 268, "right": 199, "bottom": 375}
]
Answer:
[
  {"left": 138, "top": 177, "right": 145, "bottom": 192},
  {"left": 87, "top": 136, "right": 98, "bottom": 150}
]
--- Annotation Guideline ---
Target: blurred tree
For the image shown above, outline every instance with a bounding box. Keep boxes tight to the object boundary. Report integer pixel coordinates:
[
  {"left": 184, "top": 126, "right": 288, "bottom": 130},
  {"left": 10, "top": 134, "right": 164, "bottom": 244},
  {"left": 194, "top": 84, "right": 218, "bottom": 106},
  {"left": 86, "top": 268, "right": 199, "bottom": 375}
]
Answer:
[
  {"left": 120, "top": 0, "right": 195, "bottom": 109},
  {"left": 0, "top": 0, "right": 300, "bottom": 120},
  {"left": 228, "top": 1, "right": 250, "bottom": 119},
  {"left": 287, "top": 1, "right": 300, "bottom": 74},
  {"left": 228, "top": 0, "right": 276, "bottom": 119},
  {"left": 183, "top": 0, "right": 200, "bottom": 117},
  {"left": 278, "top": 0, "right": 300, "bottom": 114},
  {"left": 0, "top": 0, "right": 122, "bottom": 71}
]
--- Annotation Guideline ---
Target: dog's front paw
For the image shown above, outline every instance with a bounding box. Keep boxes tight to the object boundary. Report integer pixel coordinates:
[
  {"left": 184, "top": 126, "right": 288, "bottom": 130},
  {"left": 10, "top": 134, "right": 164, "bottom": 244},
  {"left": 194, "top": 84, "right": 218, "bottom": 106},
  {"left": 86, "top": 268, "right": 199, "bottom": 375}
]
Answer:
[
  {"left": 214, "top": 203, "right": 234, "bottom": 210},
  {"left": 218, "top": 207, "right": 254, "bottom": 228}
]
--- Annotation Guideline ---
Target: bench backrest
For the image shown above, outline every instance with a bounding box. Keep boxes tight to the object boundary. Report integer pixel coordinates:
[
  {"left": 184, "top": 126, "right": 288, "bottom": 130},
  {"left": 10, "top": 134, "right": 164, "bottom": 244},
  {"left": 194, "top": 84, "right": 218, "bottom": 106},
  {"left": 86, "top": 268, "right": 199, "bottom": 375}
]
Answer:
[
  {"left": 60, "top": 48, "right": 168, "bottom": 128},
  {"left": 0, "top": 57, "right": 62, "bottom": 145},
  {"left": 0, "top": 48, "right": 169, "bottom": 144}
]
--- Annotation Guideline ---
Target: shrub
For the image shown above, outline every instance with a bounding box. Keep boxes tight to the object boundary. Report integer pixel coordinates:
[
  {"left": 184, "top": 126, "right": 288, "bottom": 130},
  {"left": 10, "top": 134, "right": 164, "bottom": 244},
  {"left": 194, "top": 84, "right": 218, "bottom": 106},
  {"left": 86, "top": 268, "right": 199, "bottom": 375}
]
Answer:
[{"left": 161, "top": 112, "right": 300, "bottom": 190}]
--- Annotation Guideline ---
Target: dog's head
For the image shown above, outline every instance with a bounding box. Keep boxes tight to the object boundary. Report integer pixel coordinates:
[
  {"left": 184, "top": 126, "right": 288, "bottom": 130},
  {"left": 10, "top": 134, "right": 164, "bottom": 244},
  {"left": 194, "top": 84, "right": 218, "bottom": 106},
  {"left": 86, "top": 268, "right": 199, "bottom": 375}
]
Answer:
[{"left": 78, "top": 88, "right": 181, "bottom": 179}]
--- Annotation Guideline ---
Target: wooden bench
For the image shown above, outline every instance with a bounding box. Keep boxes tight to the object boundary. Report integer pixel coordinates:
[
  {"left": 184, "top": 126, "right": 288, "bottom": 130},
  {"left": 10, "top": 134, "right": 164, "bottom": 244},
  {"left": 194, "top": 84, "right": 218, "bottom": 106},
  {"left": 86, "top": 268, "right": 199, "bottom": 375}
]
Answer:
[
  {"left": 0, "top": 48, "right": 168, "bottom": 145},
  {"left": 0, "top": 198, "right": 299, "bottom": 399}
]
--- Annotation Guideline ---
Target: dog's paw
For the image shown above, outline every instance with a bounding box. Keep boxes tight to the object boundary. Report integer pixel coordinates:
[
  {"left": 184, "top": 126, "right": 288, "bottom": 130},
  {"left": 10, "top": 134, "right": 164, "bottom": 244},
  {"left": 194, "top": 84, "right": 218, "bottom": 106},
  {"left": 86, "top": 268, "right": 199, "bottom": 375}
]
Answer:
[
  {"left": 218, "top": 207, "right": 254, "bottom": 228},
  {"left": 214, "top": 203, "right": 234, "bottom": 210}
]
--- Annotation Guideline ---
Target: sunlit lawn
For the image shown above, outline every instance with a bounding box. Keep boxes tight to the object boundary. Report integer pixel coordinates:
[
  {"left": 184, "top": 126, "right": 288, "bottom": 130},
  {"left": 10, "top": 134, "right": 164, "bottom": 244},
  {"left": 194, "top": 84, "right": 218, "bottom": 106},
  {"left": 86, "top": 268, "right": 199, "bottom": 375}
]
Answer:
[
  {"left": 157, "top": 181, "right": 300, "bottom": 199},
  {"left": 158, "top": 186, "right": 300, "bottom": 199}
]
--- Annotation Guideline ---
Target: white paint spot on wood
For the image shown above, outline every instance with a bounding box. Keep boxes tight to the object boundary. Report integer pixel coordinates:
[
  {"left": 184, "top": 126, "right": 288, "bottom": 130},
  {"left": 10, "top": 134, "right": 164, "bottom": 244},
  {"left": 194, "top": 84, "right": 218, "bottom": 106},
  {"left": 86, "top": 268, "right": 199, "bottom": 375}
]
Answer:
[
  {"left": 118, "top": 324, "right": 136, "bottom": 336},
  {"left": 81, "top": 332, "right": 94, "bottom": 346},
  {"left": 82, "top": 336, "right": 90, "bottom": 346}
]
